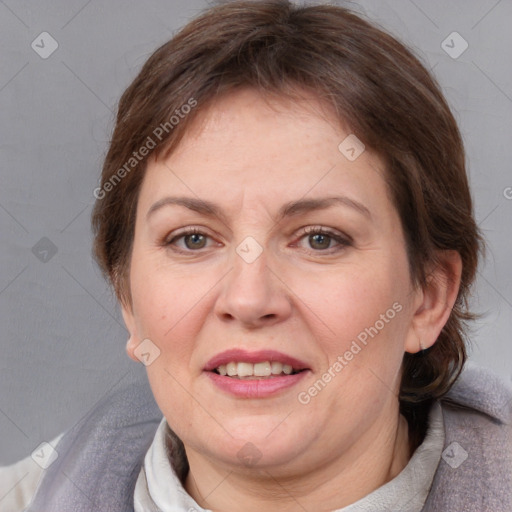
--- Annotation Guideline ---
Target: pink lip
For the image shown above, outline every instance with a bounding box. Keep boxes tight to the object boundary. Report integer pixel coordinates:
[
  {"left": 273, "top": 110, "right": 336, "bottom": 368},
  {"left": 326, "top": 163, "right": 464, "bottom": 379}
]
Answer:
[
  {"left": 203, "top": 349, "right": 309, "bottom": 372},
  {"left": 203, "top": 349, "right": 310, "bottom": 399},
  {"left": 205, "top": 371, "right": 309, "bottom": 398}
]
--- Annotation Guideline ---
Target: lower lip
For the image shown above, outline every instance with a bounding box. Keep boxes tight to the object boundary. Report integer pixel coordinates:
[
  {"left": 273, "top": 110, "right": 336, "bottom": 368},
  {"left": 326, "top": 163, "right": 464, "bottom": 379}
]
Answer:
[{"left": 205, "top": 371, "right": 309, "bottom": 398}]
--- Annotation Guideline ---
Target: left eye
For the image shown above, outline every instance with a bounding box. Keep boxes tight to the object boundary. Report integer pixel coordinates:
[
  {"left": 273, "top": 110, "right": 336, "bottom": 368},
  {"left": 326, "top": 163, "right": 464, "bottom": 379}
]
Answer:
[{"left": 297, "top": 228, "right": 350, "bottom": 251}]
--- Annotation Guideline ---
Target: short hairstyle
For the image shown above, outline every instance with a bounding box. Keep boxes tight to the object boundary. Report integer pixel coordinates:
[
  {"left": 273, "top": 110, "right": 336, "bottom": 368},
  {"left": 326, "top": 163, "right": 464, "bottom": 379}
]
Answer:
[{"left": 91, "top": 0, "right": 483, "bottom": 441}]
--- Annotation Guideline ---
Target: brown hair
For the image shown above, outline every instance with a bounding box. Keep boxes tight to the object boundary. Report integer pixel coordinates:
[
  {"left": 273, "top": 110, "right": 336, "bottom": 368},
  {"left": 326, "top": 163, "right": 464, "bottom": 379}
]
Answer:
[{"left": 91, "top": 0, "right": 482, "bottom": 444}]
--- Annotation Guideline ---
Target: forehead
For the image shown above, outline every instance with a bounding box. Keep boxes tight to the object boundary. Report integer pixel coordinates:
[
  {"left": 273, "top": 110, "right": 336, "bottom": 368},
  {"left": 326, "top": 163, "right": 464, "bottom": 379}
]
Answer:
[
  {"left": 171, "top": 88, "right": 350, "bottom": 165},
  {"left": 138, "top": 88, "right": 391, "bottom": 221}
]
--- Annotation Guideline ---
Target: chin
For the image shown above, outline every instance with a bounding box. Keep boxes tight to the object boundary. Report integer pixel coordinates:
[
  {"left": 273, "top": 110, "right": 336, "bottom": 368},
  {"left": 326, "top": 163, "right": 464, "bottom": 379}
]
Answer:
[{"left": 196, "top": 416, "right": 310, "bottom": 469}]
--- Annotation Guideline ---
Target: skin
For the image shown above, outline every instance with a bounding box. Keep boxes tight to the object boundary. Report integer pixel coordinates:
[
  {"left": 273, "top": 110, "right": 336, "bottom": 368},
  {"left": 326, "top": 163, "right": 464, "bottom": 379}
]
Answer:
[{"left": 122, "top": 88, "right": 462, "bottom": 511}]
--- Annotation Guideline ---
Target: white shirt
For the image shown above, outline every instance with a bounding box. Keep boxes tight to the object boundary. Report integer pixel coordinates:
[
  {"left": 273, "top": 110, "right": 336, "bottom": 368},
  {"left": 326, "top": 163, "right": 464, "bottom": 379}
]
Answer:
[
  {"left": 0, "top": 434, "right": 62, "bottom": 512},
  {"left": 134, "top": 402, "right": 445, "bottom": 512}
]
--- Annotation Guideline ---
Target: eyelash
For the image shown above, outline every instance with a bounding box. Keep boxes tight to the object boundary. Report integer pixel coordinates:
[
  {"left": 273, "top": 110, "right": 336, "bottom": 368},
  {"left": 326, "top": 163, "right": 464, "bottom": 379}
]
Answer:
[{"left": 163, "top": 226, "right": 352, "bottom": 255}]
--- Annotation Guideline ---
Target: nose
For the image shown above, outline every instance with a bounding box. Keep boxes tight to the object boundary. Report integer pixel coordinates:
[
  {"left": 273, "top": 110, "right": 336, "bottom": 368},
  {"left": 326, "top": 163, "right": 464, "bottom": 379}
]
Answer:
[{"left": 214, "top": 246, "right": 292, "bottom": 329}]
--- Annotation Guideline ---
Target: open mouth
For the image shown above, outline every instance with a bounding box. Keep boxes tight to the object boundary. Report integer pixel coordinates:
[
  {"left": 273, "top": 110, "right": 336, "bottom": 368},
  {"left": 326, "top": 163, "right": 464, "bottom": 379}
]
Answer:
[
  {"left": 212, "top": 361, "right": 306, "bottom": 379},
  {"left": 204, "top": 349, "right": 310, "bottom": 397}
]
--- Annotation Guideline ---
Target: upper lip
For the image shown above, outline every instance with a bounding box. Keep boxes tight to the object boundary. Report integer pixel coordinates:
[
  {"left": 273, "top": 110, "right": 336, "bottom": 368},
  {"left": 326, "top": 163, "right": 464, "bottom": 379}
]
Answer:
[{"left": 203, "top": 349, "right": 310, "bottom": 372}]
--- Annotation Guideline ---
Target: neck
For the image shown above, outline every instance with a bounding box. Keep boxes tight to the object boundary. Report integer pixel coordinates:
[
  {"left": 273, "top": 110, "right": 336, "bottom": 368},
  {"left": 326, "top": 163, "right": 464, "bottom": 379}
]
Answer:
[{"left": 183, "top": 412, "right": 411, "bottom": 512}]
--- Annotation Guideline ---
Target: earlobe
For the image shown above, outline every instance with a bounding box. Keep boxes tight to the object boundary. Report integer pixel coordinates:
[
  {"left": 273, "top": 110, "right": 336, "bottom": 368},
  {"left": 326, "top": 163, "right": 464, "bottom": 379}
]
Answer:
[
  {"left": 125, "top": 335, "right": 140, "bottom": 362},
  {"left": 121, "top": 304, "right": 140, "bottom": 362},
  {"left": 405, "top": 250, "right": 462, "bottom": 354}
]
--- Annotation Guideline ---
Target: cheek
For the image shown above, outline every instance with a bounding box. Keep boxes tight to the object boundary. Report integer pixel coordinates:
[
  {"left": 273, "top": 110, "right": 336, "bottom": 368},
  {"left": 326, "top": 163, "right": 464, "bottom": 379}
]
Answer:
[
  {"left": 299, "top": 265, "right": 405, "bottom": 344},
  {"left": 129, "top": 255, "right": 226, "bottom": 381},
  {"left": 129, "top": 265, "right": 205, "bottom": 420},
  {"left": 131, "top": 251, "right": 191, "bottom": 331},
  {"left": 295, "top": 270, "right": 409, "bottom": 413}
]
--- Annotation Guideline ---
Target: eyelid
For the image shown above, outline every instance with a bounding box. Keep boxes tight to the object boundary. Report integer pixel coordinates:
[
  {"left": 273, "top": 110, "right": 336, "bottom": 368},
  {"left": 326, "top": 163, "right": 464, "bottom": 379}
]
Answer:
[
  {"left": 164, "top": 226, "right": 205, "bottom": 241},
  {"left": 299, "top": 225, "right": 352, "bottom": 242}
]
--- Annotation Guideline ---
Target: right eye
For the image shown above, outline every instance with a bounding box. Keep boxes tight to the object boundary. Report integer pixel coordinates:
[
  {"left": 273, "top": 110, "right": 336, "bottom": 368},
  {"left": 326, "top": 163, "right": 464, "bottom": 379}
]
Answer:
[{"left": 164, "top": 227, "right": 216, "bottom": 252}]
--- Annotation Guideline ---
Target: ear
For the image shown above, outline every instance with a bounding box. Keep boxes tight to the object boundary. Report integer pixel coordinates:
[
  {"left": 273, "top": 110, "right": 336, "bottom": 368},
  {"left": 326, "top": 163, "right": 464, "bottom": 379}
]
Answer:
[
  {"left": 121, "top": 302, "right": 141, "bottom": 363},
  {"left": 405, "top": 250, "right": 462, "bottom": 354}
]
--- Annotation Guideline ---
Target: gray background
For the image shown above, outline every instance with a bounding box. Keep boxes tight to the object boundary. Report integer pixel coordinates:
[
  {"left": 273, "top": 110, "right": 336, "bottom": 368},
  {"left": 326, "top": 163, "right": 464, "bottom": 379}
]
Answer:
[{"left": 1, "top": 0, "right": 511, "bottom": 465}]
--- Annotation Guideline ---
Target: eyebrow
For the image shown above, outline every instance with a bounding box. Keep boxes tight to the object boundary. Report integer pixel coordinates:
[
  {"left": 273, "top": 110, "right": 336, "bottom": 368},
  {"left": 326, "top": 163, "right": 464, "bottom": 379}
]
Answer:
[
  {"left": 278, "top": 196, "right": 371, "bottom": 221},
  {"left": 146, "top": 195, "right": 372, "bottom": 223}
]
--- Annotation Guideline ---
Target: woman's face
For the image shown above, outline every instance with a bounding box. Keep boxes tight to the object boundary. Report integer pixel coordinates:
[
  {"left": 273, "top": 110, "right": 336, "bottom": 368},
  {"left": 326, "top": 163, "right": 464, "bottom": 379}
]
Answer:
[{"left": 122, "top": 88, "right": 424, "bottom": 475}]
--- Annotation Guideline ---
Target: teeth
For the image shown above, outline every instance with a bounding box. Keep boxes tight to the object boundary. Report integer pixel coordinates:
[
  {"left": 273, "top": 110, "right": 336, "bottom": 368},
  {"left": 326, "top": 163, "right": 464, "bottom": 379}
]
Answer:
[
  {"left": 283, "top": 364, "right": 293, "bottom": 375},
  {"left": 226, "top": 362, "right": 237, "bottom": 376},
  {"left": 237, "top": 362, "right": 253, "bottom": 377},
  {"left": 271, "top": 361, "right": 283, "bottom": 374},
  {"left": 254, "top": 362, "right": 271, "bottom": 376},
  {"left": 215, "top": 360, "right": 299, "bottom": 378}
]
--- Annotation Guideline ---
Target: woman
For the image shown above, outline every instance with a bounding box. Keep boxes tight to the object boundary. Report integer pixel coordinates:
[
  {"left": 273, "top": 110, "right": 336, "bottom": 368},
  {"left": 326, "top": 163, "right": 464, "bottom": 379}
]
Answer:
[{"left": 5, "top": 1, "right": 512, "bottom": 510}]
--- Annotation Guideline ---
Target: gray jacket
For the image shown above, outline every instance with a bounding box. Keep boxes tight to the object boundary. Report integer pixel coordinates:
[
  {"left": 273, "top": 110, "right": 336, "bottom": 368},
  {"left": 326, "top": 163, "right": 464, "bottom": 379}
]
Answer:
[{"left": 27, "top": 364, "right": 512, "bottom": 511}]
